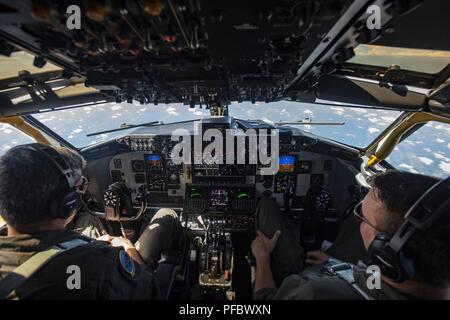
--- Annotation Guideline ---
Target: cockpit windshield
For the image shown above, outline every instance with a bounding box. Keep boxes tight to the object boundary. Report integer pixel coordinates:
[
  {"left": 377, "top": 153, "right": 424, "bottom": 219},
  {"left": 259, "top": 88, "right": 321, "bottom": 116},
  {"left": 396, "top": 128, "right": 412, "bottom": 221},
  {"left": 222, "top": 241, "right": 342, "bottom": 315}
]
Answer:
[{"left": 24, "top": 101, "right": 401, "bottom": 149}]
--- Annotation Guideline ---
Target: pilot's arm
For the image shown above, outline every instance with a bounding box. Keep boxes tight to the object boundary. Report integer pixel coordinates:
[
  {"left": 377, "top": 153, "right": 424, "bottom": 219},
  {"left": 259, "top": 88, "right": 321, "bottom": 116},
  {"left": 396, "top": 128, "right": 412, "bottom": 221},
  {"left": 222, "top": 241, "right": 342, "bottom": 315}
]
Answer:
[
  {"left": 95, "top": 236, "right": 162, "bottom": 299},
  {"left": 251, "top": 230, "right": 281, "bottom": 298},
  {"left": 95, "top": 245, "right": 162, "bottom": 299}
]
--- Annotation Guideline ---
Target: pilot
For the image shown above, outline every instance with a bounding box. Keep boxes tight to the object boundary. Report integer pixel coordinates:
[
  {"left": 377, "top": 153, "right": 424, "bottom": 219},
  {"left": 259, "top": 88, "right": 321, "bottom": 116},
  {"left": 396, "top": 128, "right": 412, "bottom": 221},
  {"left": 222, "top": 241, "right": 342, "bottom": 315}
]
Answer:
[
  {"left": 251, "top": 171, "right": 450, "bottom": 300},
  {"left": 0, "top": 143, "right": 184, "bottom": 299}
]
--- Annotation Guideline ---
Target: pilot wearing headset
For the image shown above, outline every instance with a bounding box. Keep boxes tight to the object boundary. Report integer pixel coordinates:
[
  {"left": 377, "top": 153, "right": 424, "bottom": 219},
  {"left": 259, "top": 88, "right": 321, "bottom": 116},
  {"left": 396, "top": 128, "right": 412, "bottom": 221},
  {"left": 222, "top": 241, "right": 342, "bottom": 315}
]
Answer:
[
  {"left": 0, "top": 143, "right": 183, "bottom": 299},
  {"left": 252, "top": 171, "right": 450, "bottom": 300}
]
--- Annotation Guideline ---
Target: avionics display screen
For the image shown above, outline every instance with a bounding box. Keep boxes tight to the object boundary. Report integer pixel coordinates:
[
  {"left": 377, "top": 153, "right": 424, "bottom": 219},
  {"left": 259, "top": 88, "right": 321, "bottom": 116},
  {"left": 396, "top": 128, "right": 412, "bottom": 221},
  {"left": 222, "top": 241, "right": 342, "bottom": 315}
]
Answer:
[
  {"left": 278, "top": 155, "right": 296, "bottom": 173},
  {"left": 210, "top": 188, "right": 229, "bottom": 207},
  {"left": 146, "top": 155, "right": 161, "bottom": 162},
  {"left": 146, "top": 154, "right": 162, "bottom": 170}
]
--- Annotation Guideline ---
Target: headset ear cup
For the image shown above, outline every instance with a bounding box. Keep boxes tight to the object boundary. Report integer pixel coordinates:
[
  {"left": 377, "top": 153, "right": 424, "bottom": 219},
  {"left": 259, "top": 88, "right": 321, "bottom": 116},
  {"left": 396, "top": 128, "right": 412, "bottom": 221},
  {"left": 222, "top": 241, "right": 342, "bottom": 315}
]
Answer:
[
  {"left": 368, "top": 233, "right": 414, "bottom": 282},
  {"left": 369, "top": 233, "right": 400, "bottom": 281},
  {"left": 60, "top": 191, "right": 79, "bottom": 219},
  {"left": 47, "top": 190, "right": 78, "bottom": 219},
  {"left": 397, "top": 251, "right": 415, "bottom": 281}
]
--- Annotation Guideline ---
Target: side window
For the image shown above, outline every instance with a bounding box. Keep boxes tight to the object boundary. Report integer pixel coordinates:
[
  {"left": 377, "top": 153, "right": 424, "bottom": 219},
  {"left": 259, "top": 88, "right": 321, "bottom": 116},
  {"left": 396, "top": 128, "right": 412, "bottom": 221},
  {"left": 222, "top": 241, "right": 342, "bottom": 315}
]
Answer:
[
  {"left": 0, "top": 123, "right": 36, "bottom": 156},
  {"left": 387, "top": 121, "right": 450, "bottom": 178}
]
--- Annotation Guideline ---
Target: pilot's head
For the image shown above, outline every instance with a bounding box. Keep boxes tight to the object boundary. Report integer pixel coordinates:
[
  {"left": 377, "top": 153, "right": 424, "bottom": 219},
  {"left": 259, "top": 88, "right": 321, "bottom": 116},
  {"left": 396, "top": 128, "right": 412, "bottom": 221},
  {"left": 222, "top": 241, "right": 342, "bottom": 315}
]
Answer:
[
  {"left": 359, "top": 171, "right": 450, "bottom": 288},
  {"left": 0, "top": 143, "right": 87, "bottom": 232}
]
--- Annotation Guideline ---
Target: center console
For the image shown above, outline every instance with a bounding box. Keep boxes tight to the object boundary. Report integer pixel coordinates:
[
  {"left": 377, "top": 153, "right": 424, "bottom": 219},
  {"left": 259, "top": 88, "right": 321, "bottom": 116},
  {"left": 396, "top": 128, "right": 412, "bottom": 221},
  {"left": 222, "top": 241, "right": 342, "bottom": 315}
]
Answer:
[{"left": 183, "top": 163, "right": 257, "bottom": 232}]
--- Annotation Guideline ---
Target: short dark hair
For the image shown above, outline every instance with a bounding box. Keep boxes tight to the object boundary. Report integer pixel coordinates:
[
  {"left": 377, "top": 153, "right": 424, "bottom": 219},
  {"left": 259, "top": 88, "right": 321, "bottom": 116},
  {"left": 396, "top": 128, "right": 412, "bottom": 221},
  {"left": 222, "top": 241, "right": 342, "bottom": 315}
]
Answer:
[
  {"left": 370, "top": 171, "right": 450, "bottom": 287},
  {"left": 0, "top": 144, "right": 85, "bottom": 228}
]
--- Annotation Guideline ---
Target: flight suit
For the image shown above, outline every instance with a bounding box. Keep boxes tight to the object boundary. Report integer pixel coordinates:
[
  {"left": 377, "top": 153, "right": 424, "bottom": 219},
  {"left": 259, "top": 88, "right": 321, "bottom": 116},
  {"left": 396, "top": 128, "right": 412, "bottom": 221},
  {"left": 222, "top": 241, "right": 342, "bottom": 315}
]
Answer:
[
  {"left": 254, "top": 198, "right": 411, "bottom": 300},
  {"left": 255, "top": 261, "right": 412, "bottom": 300},
  {"left": 0, "top": 208, "right": 183, "bottom": 299}
]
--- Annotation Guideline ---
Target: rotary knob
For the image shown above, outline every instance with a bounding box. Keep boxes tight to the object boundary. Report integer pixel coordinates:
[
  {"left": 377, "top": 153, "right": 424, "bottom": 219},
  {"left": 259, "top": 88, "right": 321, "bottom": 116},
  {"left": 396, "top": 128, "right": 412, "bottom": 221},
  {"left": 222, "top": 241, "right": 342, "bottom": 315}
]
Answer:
[{"left": 103, "top": 189, "right": 120, "bottom": 207}]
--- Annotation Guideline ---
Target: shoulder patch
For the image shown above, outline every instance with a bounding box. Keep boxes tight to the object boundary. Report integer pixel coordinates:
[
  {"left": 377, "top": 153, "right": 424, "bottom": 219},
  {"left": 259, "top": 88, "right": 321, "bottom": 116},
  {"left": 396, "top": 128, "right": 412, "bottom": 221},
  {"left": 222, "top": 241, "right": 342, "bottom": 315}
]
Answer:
[{"left": 118, "top": 250, "right": 135, "bottom": 278}]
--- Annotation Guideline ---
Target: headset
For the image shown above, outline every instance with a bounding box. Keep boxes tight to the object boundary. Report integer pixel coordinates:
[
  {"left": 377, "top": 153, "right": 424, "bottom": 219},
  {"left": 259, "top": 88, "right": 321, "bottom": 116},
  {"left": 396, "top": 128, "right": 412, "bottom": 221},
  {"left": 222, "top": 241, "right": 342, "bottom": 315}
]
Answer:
[
  {"left": 368, "top": 176, "right": 450, "bottom": 282},
  {"left": 18, "top": 143, "right": 83, "bottom": 219}
]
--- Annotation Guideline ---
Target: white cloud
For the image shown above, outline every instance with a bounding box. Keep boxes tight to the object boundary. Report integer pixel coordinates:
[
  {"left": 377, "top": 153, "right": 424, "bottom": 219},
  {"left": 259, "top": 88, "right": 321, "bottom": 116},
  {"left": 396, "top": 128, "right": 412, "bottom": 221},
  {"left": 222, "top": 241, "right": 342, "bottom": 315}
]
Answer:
[
  {"left": 398, "top": 163, "right": 418, "bottom": 173},
  {"left": 439, "top": 162, "right": 450, "bottom": 174},
  {"left": 436, "top": 138, "right": 445, "bottom": 143},
  {"left": 368, "top": 117, "right": 378, "bottom": 123},
  {"left": 166, "top": 106, "right": 179, "bottom": 116},
  {"left": 99, "top": 134, "right": 109, "bottom": 140},
  {"left": 70, "top": 125, "right": 83, "bottom": 135},
  {"left": 351, "top": 108, "right": 368, "bottom": 114},
  {"left": 330, "top": 107, "right": 344, "bottom": 115},
  {"left": 111, "top": 105, "right": 122, "bottom": 111},
  {"left": 261, "top": 118, "right": 274, "bottom": 125},
  {"left": 433, "top": 124, "right": 450, "bottom": 135},
  {"left": 381, "top": 116, "right": 396, "bottom": 122},
  {"left": 433, "top": 153, "right": 450, "bottom": 162},
  {"left": 245, "top": 109, "right": 255, "bottom": 117},
  {"left": 0, "top": 128, "right": 13, "bottom": 134},
  {"left": 416, "top": 156, "right": 434, "bottom": 166},
  {"left": 36, "top": 115, "right": 56, "bottom": 123},
  {"left": 303, "top": 109, "right": 313, "bottom": 115},
  {"left": 368, "top": 127, "right": 380, "bottom": 134},
  {"left": 187, "top": 108, "right": 206, "bottom": 116}
]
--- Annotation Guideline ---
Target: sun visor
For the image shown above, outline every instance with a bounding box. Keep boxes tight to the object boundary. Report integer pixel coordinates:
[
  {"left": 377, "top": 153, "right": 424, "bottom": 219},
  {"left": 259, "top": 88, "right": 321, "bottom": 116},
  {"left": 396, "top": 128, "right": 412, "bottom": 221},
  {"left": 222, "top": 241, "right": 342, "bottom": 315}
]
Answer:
[
  {"left": 313, "top": 75, "right": 426, "bottom": 111},
  {"left": 428, "top": 81, "right": 450, "bottom": 118}
]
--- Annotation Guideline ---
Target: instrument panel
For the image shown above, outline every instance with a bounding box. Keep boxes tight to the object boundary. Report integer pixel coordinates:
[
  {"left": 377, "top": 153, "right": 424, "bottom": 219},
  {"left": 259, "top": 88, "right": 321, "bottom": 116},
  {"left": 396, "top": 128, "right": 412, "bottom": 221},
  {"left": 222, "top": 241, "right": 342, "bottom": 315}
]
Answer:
[{"left": 106, "top": 131, "right": 342, "bottom": 231}]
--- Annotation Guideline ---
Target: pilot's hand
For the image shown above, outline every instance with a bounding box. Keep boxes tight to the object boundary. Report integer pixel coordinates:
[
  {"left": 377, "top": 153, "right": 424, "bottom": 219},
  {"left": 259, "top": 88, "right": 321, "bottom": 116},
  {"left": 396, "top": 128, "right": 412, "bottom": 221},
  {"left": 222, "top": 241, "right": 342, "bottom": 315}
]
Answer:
[
  {"left": 306, "top": 250, "right": 330, "bottom": 266},
  {"left": 97, "top": 235, "right": 145, "bottom": 265},
  {"left": 97, "top": 234, "right": 133, "bottom": 249},
  {"left": 251, "top": 230, "right": 281, "bottom": 262}
]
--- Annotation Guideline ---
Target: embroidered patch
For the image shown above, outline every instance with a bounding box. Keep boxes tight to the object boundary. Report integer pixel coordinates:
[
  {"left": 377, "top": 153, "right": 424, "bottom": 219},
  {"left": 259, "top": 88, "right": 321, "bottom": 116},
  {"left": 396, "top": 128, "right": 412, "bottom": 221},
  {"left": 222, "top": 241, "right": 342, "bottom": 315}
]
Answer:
[{"left": 118, "top": 250, "right": 135, "bottom": 278}]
